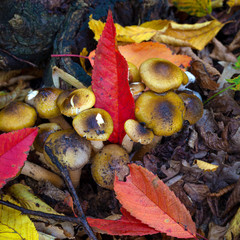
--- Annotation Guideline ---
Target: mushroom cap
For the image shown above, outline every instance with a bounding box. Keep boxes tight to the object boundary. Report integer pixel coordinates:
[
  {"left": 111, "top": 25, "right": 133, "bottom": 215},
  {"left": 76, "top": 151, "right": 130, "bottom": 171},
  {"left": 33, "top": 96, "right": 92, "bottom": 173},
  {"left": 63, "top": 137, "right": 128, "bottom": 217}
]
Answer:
[
  {"left": 91, "top": 144, "right": 130, "bottom": 190},
  {"left": 178, "top": 92, "right": 203, "bottom": 125},
  {"left": 181, "top": 70, "right": 189, "bottom": 85},
  {"left": 128, "top": 62, "right": 141, "bottom": 83},
  {"left": 135, "top": 91, "right": 185, "bottom": 136},
  {"left": 33, "top": 123, "right": 62, "bottom": 153},
  {"left": 124, "top": 119, "right": 154, "bottom": 145},
  {"left": 59, "top": 88, "right": 95, "bottom": 117},
  {"left": 129, "top": 82, "right": 146, "bottom": 96},
  {"left": 73, "top": 108, "right": 113, "bottom": 141},
  {"left": 139, "top": 58, "right": 184, "bottom": 93},
  {"left": 43, "top": 129, "right": 92, "bottom": 171},
  {"left": 0, "top": 102, "right": 37, "bottom": 132},
  {"left": 56, "top": 89, "right": 75, "bottom": 109},
  {"left": 34, "top": 88, "right": 63, "bottom": 119}
]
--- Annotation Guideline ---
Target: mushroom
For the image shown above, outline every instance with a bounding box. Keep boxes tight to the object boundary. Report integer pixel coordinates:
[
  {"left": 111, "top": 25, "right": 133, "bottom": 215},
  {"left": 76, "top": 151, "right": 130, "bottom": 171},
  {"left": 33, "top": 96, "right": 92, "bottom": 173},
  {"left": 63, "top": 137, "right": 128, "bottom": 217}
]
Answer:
[
  {"left": 139, "top": 58, "right": 185, "bottom": 93},
  {"left": 56, "top": 89, "right": 75, "bottom": 109},
  {"left": 178, "top": 92, "right": 203, "bottom": 125},
  {"left": 128, "top": 62, "right": 141, "bottom": 83},
  {"left": 0, "top": 101, "right": 37, "bottom": 132},
  {"left": 72, "top": 108, "right": 113, "bottom": 152},
  {"left": 91, "top": 144, "right": 130, "bottom": 190},
  {"left": 59, "top": 88, "right": 95, "bottom": 117},
  {"left": 43, "top": 129, "right": 91, "bottom": 188},
  {"left": 33, "top": 123, "right": 62, "bottom": 153},
  {"left": 135, "top": 91, "right": 185, "bottom": 136},
  {"left": 122, "top": 119, "right": 154, "bottom": 153},
  {"left": 129, "top": 82, "right": 146, "bottom": 96}
]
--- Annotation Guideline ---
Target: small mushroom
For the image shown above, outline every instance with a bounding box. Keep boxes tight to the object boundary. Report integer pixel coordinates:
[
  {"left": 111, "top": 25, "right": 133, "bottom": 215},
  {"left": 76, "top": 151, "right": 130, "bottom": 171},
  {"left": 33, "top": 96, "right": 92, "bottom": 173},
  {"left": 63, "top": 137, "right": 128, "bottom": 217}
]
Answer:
[
  {"left": 129, "top": 82, "right": 146, "bottom": 96},
  {"left": 73, "top": 108, "right": 113, "bottom": 152},
  {"left": 128, "top": 62, "right": 141, "bottom": 83},
  {"left": 59, "top": 88, "right": 95, "bottom": 117},
  {"left": 139, "top": 58, "right": 184, "bottom": 93},
  {"left": 135, "top": 91, "right": 185, "bottom": 136},
  {"left": 91, "top": 144, "right": 130, "bottom": 190},
  {"left": 33, "top": 123, "right": 62, "bottom": 153},
  {"left": 0, "top": 101, "right": 37, "bottom": 132},
  {"left": 56, "top": 89, "right": 75, "bottom": 109},
  {"left": 43, "top": 129, "right": 92, "bottom": 188},
  {"left": 178, "top": 92, "right": 203, "bottom": 125}
]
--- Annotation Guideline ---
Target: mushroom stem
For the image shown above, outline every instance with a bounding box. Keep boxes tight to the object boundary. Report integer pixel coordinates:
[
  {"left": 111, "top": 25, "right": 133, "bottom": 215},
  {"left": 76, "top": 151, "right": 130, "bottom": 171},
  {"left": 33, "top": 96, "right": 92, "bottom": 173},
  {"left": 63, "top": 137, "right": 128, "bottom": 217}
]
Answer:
[
  {"left": 122, "top": 134, "right": 134, "bottom": 153},
  {"left": 49, "top": 116, "right": 72, "bottom": 130},
  {"left": 21, "top": 161, "right": 64, "bottom": 188},
  {"left": 69, "top": 169, "right": 82, "bottom": 189},
  {"left": 90, "top": 140, "right": 104, "bottom": 152}
]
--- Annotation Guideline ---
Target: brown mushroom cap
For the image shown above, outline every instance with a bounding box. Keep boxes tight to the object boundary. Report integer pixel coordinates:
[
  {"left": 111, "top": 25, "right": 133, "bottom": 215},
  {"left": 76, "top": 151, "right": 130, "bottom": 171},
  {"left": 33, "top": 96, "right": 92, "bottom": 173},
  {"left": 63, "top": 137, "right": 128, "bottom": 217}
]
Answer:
[
  {"left": 73, "top": 108, "right": 113, "bottom": 141},
  {"left": 124, "top": 119, "right": 154, "bottom": 145},
  {"left": 56, "top": 89, "right": 75, "bottom": 109},
  {"left": 181, "top": 70, "right": 189, "bottom": 85},
  {"left": 91, "top": 144, "right": 130, "bottom": 190},
  {"left": 178, "top": 92, "right": 203, "bottom": 125},
  {"left": 135, "top": 91, "right": 185, "bottom": 136},
  {"left": 34, "top": 88, "right": 63, "bottom": 119},
  {"left": 129, "top": 82, "right": 146, "bottom": 96},
  {"left": 33, "top": 123, "right": 62, "bottom": 153},
  {"left": 139, "top": 58, "right": 184, "bottom": 93},
  {"left": 0, "top": 102, "right": 37, "bottom": 132},
  {"left": 59, "top": 88, "right": 95, "bottom": 117},
  {"left": 128, "top": 62, "right": 141, "bottom": 83}
]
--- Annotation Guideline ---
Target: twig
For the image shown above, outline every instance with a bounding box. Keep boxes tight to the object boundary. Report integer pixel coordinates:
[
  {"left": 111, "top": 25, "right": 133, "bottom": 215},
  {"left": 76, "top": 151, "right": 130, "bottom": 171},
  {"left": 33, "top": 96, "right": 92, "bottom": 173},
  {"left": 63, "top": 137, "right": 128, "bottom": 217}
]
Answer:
[{"left": 44, "top": 145, "right": 97, "bottom": 240}]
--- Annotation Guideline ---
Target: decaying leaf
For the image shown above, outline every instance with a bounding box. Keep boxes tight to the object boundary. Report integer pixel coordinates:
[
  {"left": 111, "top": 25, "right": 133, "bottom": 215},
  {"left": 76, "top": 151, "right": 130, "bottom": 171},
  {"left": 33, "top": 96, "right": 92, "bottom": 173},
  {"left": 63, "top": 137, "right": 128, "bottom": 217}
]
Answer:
[
  {"left": 114, "top": 164, "right": 196, "bottom": 238},
  {"left": 225, "top": 206, "right": 240, "bottom": 240},
  {"left": 0, "top": 128, "right": 38, "bottom": 188},
  {"left": 0, "top": 194, "right": 39, "bottom": 240},
  {"left": 91, "top": 11, "right": 135, "bottom": 144},
  {"left": 194, "top": 159, "right": 219, "bottom": 172},
  {"left": 183, "top": 183, "right": 210, "bottom": 202},
  {"left": 172, "top": 0, "right": 212, "bottom": 17},
  {"left": 89, "top": 17, "right": 225, "bottom": 50},
  {"left": 208, "top": 222, "right": 228, "bottom": 240}
]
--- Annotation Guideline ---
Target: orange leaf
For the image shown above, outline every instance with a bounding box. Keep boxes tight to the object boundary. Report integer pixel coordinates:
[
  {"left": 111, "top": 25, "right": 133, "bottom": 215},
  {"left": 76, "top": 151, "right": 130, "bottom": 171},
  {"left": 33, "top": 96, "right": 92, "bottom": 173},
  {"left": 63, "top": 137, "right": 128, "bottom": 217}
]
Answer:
[
  {"left": 114, "top": 164, "right": 196, "bottom": 238},
  {"left": 89, "top": 42, "right": 192, "bottom": 69},
  {"left": 87, "top": 208, "right": 159, "bottom": 236}
]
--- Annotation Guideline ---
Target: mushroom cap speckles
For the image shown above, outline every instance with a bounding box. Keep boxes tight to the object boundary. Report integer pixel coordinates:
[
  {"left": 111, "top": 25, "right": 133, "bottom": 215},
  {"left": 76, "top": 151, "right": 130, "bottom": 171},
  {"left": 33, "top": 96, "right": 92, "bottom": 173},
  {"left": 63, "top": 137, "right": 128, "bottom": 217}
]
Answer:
[
  {"left": 179, "top": 92, "right": 203, "bottom": 125},
  {"left": 135, "top": 91, "right": 185, "bottom": 136},
  {"left": 43, "top": 129, "right": 91, "bottom": 171},
  {"left": 139, "top": 58, "right": 184, "bottom": 93},
  {"left": 91, "top": 144, "right": 130, "bottom": 190},
  {"left": 59, "top": 88, "right": 95, "bottom": 117},
  {"left": 34, "top": 88, "right": 63, "bottom": 119},
  {"left": 73, "top": 108, "right": 113, "bottom": 141},
  {"left": 124, "top": 119, "right": 154, "bottom": 145},
  {"left": 0, "top": 101, "right": 37, "bottom": 132}
]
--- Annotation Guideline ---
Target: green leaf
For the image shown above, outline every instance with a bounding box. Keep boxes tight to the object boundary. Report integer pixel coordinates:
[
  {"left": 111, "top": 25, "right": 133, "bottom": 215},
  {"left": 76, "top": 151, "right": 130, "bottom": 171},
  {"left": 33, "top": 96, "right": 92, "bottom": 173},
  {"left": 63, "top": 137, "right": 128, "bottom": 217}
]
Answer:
[
  {"left": 234, "top": 56, "right": 240, "bottom": 70},
  {"left": 173, "top": 0, "right": 212, "bottom": 17},
  {"left": 226, "top": 75, "right": 240, "bottom": 91}
]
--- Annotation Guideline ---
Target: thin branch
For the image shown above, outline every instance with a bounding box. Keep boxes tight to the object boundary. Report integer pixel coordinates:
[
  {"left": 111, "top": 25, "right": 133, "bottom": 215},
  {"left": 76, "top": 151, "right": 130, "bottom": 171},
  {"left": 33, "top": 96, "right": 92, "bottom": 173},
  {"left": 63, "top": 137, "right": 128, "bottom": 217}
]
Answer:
[{"left": 44, "top": 145, "right": 97, "bottom": 240}]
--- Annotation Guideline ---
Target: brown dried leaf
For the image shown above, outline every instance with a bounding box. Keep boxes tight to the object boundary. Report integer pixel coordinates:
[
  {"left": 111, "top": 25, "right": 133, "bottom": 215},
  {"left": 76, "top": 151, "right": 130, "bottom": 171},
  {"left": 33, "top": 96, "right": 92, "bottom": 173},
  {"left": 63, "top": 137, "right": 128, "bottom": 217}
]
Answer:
[
  {"left": 208, "top": 222, "right": 228, "bottom": 240},
  {"left": 228, "top": 31, "right": 240, "bottom": 52},
  {"left": 210, "top": 38, "right": 237, "bottom": 63},
  {"left": 224, "top": 178, "right": 240, "bottom": 215},
  {"left": 183, "top": 183, "right": 210, "bottom": 202},
  {"left": 209, "top": 184, "right": 235, "bottom": 197}
]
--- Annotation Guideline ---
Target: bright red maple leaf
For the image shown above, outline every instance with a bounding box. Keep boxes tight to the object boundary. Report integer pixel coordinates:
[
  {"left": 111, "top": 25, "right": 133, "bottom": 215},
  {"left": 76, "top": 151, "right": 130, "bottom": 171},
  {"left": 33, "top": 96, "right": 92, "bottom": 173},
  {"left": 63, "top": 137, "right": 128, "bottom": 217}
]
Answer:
[
  {"left": 91, "top": 11, "right": 135, "bottom": 144},
  {"left": 0, "top": 128, "right": 38, "bottom": 188}
]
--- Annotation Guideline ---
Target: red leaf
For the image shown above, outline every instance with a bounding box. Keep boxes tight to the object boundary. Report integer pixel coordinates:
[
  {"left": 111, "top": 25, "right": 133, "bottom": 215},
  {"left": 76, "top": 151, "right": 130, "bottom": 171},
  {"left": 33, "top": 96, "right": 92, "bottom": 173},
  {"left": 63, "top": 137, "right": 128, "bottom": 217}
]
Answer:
[
  {"left": 114, "top": 164, "right": 197, "bottom": 239},
  {"left": 87, "top": 208, "right": 159, "bottom": 236},
  {"left": 91, "top": 11, "right": 135, "bottom": 144},
  {"left": 0, "top": 128, "right": 38, "bottom": 188}
]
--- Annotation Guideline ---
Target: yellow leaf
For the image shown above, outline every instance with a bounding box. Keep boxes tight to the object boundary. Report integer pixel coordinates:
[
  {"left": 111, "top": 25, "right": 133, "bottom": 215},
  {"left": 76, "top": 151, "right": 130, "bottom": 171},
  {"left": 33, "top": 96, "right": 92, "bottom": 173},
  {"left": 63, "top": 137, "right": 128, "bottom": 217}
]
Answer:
[
  {"left": 7, "top": 184, "right": 63, "bottom": 223},
  {"left": 194, "top": 160, "right": 219, "bottom": 172},
  {"left": 172, "top": 0, "right": 212, "bottom": 17},
  {"left": 80, "top": 47, "right": 91, "bottom": 76},
  {"left": 227, "top": 0, "right": 240, "bottom": 7},
  {"left": 89, "top": 16, "right": 225, "bottom": 50},
  {"left": 152, "top": 19, "right": 225, "bottom": 50},
  {"left": 211, "top": 0, "right": 224, "bottom": 8},
  {"left": 225, "top": 206, "right": 240, "bottom": 240},
  {"left": 0, "top": 194, "right": 39, "bottom": 240}
]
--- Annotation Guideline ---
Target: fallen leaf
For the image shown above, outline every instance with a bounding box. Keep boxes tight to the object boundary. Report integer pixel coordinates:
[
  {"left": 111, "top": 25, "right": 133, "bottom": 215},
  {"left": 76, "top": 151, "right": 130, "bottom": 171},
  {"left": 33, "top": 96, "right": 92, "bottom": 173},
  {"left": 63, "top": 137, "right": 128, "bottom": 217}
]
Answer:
[
  {"left": 194, "top": 159, "right": 219, "bottom": 172},
  {"left": 225, "top": 206, "right": 240, "bottom": 240},
  {"left": 227, "top": 0, "right": 240, "bottom": 8},
  {"left": 228, "top": 31, "right": 240, "bottom": 52},
  {"left": 87, "top": 208, "right": 159, "bottom": 236},
  {"left": 183, "top": 183, "right": 210, "bottom": 202},
  {"left": 208, "top": 222, "right": 228, "bottom": 240},
  {"left": 0, "top": 194, "right": 39, "bottom": 240},
  {"left": 151, "top": 19, "right": 225, "bottom": 51},
  {"left": 172, "top": 0, "right": 212, "bottom": 17},
  {"left": 114, "top": 164, "right": 196, "bottom": 238},
  {"left": 91, "top": 11, "right": 135, "bottom": 144},
  {"left": 89, "top": 42, "right": 192, "bottom": 69},
  {"left": 0, "top": 128, "right": 38, "bottom": 188}
]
